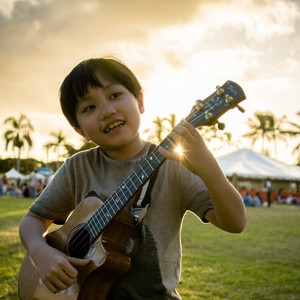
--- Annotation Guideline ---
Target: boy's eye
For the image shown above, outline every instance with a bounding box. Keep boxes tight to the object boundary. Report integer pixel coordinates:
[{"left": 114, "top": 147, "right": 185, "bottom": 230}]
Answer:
[
  {"left": 82, "top": 104, "right": 95, "bottom": 112},
  {"left": 110, "top": 92, "right": 122, "bottom": 100}
]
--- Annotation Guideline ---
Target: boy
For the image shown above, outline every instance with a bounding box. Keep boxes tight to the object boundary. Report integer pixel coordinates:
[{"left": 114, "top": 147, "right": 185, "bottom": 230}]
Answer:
[{"left": 19, "top": 57, "right": 246, "bottom": 299}]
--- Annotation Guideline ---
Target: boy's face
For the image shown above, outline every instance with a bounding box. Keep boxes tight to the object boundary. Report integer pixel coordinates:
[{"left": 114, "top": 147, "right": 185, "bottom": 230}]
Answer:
[{"left": 75, "top": 75, "right": 144, "bottom": 159}]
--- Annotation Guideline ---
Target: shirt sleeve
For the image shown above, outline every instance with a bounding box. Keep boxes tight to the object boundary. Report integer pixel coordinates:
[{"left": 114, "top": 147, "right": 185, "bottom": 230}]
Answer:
[
  {"left": 29, "top": 160, "right": 75, "bottom": 223},
  {"left": 178, "top": 163, "right": 214, "bottom": 222}
]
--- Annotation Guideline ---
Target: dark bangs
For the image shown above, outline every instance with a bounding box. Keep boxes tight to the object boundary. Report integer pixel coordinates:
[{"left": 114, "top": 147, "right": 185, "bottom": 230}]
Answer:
[
  {"left": 59, "top": 60, "right": 102, "bottom": 128},
  {"left": 59, "top": 57, "right": 142, "bottom": 128}
]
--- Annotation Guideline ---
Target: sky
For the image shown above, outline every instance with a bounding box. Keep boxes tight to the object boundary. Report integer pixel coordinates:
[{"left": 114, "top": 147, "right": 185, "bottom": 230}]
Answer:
[{"left": 0, "top": 0, "right": 299, "bottom": 165}]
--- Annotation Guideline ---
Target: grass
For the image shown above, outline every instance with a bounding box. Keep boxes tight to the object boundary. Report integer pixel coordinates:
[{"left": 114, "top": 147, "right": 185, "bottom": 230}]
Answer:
[
  {"left": 0, "top": 197, "right": 33, "bottom": 300},
  {"left": 0, "top": 196, "right": 299, "bottom": 299},
  {"left": 179, "top": 205, "right": 300, "bottom": 300}
]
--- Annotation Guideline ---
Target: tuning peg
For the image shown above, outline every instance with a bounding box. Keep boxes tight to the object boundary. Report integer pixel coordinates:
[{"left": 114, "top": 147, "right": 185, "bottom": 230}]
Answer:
[
  {"left": 205, "top": 112, "right": 213, "bottom": 120},
  {"left": 225, "top": 95, "right": 233, "bottom": 103},
  {"left": 195, "top": 99, "right": 204, "bottom": 110},
  {"left": 216, "top": 86, "right": 224, "bottom": 96},
  {"left": 217, "top": 121, "right": 225, "bottom": 130},
  {"left": 237, "top": 105, "right": 245, "bottom": 113}
]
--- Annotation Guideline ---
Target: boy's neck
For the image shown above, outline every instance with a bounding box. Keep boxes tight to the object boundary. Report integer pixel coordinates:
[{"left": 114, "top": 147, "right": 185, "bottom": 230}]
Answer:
[{"left": 102, "top": 139, "right": 147, "bottom": 161}]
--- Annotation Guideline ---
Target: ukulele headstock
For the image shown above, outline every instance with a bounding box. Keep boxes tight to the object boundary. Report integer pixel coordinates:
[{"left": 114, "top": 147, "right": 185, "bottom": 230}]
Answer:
[{"left": 186, "top": 80, "right": 246, "bottom": 129}]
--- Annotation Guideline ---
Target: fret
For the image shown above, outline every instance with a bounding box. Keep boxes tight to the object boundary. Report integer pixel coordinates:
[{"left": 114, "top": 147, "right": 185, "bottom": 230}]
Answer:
[
  {"left": 113, "top": 193, "right": 123, "bottom": 209},
  {"left": 160, "top": 136, "right": 175, "bottom": 152},
  {"left": 112, "top": 193, "right": 121, "bottom": 205},
  {"left": 151, "top": 151, "right": 162, "bottom": 164},
  {"left": 121, "top": 182, "right": 133, "bottom": 198},
  {"left": 95, "top": 208, "right": 109, "bottom": 226},
  {"left": 127, "top": 176, "right": 138, "bottom": 191},
  {"left": 88, "top": 219, "right": 98, "bottom": 240},
  {"left": 92, "top": 208, "right": 113, "bottom": 237},
  {"left": 144, "top": 158, "right": 155, "bottom": 172},
  {"left": 139, "top": 167, "right": 148, "bottom": 181},
  {"left": 133, "top": 170, "right": 144, "bottom": 185},
  {"left": 87, "top": 216, "right": 101, "bottom": 240},
  {"left": 104, "top": 205, "right": 114, "bottom": 219},
  {"left": 108, "top": 192, "right": 125, "bottom": 212}
]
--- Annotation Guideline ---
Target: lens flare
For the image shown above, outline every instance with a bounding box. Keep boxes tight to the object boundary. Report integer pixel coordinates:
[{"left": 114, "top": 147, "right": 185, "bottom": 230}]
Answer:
[{"left": 175, "top": 145, "right": 183, "bottom": 155}]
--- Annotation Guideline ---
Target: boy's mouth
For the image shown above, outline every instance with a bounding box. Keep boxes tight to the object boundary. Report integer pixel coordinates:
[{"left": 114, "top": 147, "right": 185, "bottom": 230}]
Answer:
[{"left": 104, "top": 120, "right": 125, "bottom": 133}]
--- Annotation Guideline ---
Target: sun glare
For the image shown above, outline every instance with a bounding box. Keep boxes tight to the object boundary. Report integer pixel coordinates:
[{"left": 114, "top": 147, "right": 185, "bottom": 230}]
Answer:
[{"left": 175, "top": 145, "right": 183, "bottom": 155}]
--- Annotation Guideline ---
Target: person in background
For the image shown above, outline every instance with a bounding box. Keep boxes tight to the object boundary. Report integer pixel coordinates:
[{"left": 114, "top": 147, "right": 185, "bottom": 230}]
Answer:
[
  {"left": 265, "top": 178, "right": 273, "bottom": 207},
  {"left": 243, "top": 192, "right": 253, "bottom": 207},
  {"left": 252, "top": 192, "right": 262, "bottom": 207},
  {"left": 276, "top": 188, "right": 285, "bottom": 204},
  {"left": 2, "top": 175, "right": 8, "bottom": 195},
  {"left": 22, "top": 182, "right": 30, "bottom": 198},
  {"left": 29, "top": 171, "right": 38, "bottom": 198}
]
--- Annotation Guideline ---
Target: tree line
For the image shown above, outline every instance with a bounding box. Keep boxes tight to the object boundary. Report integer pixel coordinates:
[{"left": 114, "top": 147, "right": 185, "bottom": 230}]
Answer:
[{"left": 1, "top": 111, "right": 300, "bottom": 174}]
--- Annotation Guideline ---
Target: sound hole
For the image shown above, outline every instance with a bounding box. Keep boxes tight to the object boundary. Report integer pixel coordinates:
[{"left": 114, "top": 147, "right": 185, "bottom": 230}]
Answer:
[{"left": 66, "top": 225, "right": 91, "bottom": 258}]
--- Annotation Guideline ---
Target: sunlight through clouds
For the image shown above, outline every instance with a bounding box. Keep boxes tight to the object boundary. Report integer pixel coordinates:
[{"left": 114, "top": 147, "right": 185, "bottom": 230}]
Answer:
[
  {"left": 0, "top": 0, "right": 14, "bottom": 18},
  {"left": 0, "top": 0, "right": 299, "bottom": 163}
]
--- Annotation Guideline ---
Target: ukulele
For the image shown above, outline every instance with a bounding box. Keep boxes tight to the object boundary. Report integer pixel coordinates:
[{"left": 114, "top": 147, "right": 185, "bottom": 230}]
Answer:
[{"left": 18, "top": 80, "right": 246, "bottom": 300}]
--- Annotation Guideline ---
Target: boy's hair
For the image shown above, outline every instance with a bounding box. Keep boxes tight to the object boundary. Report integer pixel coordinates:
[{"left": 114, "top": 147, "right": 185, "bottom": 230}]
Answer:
[{"left": 60, "top": 57, "right": 142, "bottom": 128}]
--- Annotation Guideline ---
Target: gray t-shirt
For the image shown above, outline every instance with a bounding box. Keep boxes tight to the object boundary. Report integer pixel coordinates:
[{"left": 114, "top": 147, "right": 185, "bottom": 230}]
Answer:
[{"left": 30, "top": 142, "right": 213, "bottom": 299}]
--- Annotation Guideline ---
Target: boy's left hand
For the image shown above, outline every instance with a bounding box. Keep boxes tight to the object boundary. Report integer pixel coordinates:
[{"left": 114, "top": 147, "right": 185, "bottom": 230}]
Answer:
[
  {"left": 159, "top": 120, "right": 247, "bottom": 233},
  {"left": 159, "top": 120, "right": 214, "bottom": 177}
]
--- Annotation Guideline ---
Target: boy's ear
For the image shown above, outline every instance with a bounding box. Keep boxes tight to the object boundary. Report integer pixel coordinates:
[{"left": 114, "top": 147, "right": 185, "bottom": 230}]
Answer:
[
  {"left": 137, "top": 92, "right": 145, "bottom": 114},
  {"left": 74, "top": 128, "right": 91, "bottom": 141}
]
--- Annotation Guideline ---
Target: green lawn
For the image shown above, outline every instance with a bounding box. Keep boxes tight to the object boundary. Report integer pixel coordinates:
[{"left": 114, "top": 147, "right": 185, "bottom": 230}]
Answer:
[{"left": 0, "top": 196, "right": 299, "bottom": 299}]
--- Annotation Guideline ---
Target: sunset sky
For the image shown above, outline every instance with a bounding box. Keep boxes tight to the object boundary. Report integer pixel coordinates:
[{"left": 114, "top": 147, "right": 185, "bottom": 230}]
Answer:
[{"left": 1, "top": 0, "right": 299, "bottom": 164}]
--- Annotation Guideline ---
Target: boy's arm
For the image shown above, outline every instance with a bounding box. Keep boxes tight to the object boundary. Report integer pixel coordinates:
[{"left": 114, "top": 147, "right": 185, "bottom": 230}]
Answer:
[
  {"left": 199, "top": 167, "right": 246, "bottom": 233},
  {"left": 19, "top": 211, "right": 89, "bottom": 293},
  {"left": 159, "top": 120, "right": 246, "bottom": 233}
]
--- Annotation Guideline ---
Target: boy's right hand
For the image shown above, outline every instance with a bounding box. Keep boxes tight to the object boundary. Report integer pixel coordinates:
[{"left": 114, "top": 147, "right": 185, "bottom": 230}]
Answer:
[{"left": 33, "top": 245, "right": 90, "bottom": 293}]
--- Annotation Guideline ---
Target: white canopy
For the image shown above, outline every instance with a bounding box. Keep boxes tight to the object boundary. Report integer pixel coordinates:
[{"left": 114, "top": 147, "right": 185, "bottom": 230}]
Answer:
[
  {"left": 217, "top": 148, "right": 300, "bottom": 181},
  {"left": 5, "top": 168, "right": 25, "bottom": 179},
  {"left": 25, "top": 171, "right": 46, "bottom": 181}
]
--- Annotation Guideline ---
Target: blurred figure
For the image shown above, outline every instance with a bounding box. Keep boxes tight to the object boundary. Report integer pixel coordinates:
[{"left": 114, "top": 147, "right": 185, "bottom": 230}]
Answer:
[
  {"left": 243, "top": 192, "right": 253, "bottom": 207},
  {"left": 265, "top": 178, "right": 273, "bottom": 207},
  {"left": 29, "top": 171, "right": 38, "bottom": 198},
  {"left": 252, "top": 192, "right": 262, "bottom": 207}
]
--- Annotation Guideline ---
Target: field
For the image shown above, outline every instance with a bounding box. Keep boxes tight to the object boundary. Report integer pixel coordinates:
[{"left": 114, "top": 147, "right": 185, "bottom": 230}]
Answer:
[{"left": 0, "top": 196, "right": 299, "bottom": 299}]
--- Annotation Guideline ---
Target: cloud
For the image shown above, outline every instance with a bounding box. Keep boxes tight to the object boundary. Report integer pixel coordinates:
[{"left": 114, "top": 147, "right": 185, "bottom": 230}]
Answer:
[{"left": 0, "top": 0, "right": 300, "bottom": 162}]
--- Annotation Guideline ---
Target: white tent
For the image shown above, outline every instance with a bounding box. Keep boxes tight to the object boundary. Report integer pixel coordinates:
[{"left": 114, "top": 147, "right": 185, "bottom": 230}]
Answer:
[
  {"left": 217, "top": 148, "right": 300, "bottom": 181},
  {"left": 25, "top": 171, "right": 46, "bottom": 182},
  {"left": 5, "top": 168, "right": 25, "bottom": 180}
]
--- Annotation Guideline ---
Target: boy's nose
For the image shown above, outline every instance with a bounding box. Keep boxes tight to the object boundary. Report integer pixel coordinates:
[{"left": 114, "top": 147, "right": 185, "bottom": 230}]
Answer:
[{"left": 99, "top": 101, "right": 116, "bottom": 119}]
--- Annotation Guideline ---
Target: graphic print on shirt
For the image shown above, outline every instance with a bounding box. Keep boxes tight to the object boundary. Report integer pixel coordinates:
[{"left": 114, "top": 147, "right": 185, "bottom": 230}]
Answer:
[{"left": 108, "top": 223, "right": 168, "bottom": 299}]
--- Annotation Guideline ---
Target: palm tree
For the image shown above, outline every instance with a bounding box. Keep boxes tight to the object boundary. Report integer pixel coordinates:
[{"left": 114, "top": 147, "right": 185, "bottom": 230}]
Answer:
[
  {"left": 3, "top": 114, "right": 34, "bottom": 171},
  {"left": 44, "top": 129, "right": 66, "bottom": 169},
  {"left": 143, "top": 116, "right": 167, "bottom": 143},
  {"left": 146, "top": 114, "right": 179, "bottom": 143},
  {"left": 199, "top": 124, "right": 221, "bottom": 143},
  {"left": 198, "top": 124, "right": 236, "bottom": 153},
  {"left": 243, "top": 112, "right": 286, "bottom": 156},
  {"left": 43, "top": 143, "right": 52, "bottom": 166},
  {"left": 64, "top": 141, "right": 96, "bottom": 157},
  {"left": 214, "top": 131, "right": 241, "bottom": 153},
  {"left": 281, "top": 111, "right": 300, "bottom": 164},
  {"left": 164, "top": 113, "right": 177, "bottom": 131}
]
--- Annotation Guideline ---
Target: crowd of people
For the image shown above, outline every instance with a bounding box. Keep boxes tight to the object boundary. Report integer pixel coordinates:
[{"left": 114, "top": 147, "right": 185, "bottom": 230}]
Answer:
[
  {"left": 1, "top": 171, "right": 299, "bottom": 207},
  {"left": 0, "top": 172, "right": 47, "bottom": 198},
  {"left": 241, "top": 188, "right": 300, "bottom": 207}
]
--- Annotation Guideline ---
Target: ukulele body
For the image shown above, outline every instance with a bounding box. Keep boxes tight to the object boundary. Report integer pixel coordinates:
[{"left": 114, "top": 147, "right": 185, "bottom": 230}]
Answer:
[{"left": 18, "top": 196, "right": 135, "bottom": 300}]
